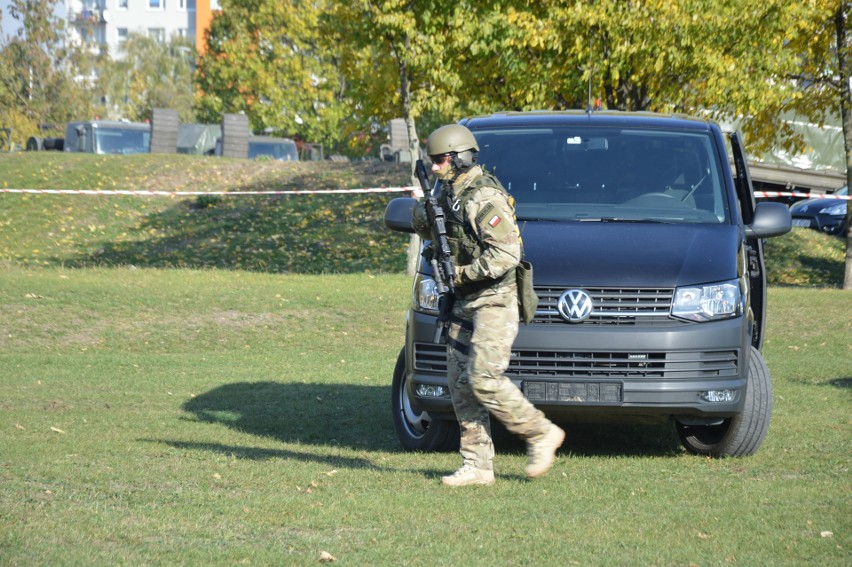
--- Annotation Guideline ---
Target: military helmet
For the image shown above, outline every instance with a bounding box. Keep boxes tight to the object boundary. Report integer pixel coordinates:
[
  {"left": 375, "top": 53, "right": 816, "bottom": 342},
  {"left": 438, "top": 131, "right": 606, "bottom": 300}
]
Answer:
[{"left": 427, "top": 124, "right": 479, "bottom": 169}]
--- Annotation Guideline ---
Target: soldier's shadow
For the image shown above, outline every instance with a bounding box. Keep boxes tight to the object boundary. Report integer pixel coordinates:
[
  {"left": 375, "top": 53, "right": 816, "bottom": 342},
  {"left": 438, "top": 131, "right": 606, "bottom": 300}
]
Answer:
[{"left": 178, "top": 381, "right": 399, "bottom": 452}]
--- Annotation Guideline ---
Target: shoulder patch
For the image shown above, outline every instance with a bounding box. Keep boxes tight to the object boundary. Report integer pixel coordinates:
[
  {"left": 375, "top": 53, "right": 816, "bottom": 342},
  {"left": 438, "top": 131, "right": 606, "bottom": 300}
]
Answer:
[
  {"left": 477, "top": 203, "right": 514, "bottom": 239},
  {"left": 474, "top": 203, "right": 496, "bottom": 227},
  {"left": 464, "top": 174, "right": 518, "bottom": 241}
]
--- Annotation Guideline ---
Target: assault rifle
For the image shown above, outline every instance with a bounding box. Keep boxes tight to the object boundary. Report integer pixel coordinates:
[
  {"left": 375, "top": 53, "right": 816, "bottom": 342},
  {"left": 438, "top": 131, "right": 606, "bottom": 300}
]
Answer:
[{"left": 415, "top": 159, "right": 456, "bottom": 344}]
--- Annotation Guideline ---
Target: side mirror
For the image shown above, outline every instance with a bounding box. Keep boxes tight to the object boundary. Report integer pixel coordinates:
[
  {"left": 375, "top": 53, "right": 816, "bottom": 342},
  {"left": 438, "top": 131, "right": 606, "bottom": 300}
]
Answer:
[
  {"left": 384, "top": 197, "right": 417, "bottom": 233},
  {"left": 745, "top": 201, "right": 792, "bottom": 239},
  {"left": 75, "top": 126, "right": 87, "bottom": 152}
]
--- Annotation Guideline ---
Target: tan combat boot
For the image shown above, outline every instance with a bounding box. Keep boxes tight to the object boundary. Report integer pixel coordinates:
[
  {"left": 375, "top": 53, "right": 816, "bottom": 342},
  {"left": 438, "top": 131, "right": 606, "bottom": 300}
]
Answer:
[
  {"left": 441, "top": 464, "right": 496, "bottom": 487},
  {"left": 526, "top": 424, "right": 566, "bottom": 478}
]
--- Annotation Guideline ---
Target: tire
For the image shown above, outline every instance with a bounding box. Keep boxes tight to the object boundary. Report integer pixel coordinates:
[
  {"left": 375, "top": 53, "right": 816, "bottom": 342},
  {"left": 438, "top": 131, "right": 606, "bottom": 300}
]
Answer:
[
  {"left": 676, "top": 346, "right": 773, "bottom": 457},
  {"left": 42, "top": 137, "right": 64, "bottom": 151},
  {"left": 391, "top": 348, "right": 459, "bottom": 452},
  {"left": 26, "top": 137, "right": 43, "bottom": 151}
]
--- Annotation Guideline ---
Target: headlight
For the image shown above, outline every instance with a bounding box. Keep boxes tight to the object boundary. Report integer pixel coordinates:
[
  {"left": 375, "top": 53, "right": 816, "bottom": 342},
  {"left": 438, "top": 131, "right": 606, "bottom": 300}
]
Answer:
[
  {"left": 820, "top": 202, "right": 847, "bottom": 216},
  {"left": 672, "top": 280, "right": 741, "bottom": 322},
  {"left": 414, "top": 274, "right": 440, "bottom": 313}
]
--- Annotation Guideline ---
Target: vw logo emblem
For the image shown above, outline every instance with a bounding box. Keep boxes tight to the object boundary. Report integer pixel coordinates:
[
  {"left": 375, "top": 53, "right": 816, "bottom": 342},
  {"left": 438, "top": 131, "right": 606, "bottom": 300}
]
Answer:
[{"left": 557, "top": 289, "right": 593, "bottom": 323}]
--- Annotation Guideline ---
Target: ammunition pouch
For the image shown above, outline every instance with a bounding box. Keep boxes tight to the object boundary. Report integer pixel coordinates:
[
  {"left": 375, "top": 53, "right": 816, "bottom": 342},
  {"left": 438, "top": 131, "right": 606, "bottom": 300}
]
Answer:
[{"left": 516, "top": 260, "right": 538, "bottom": 325}]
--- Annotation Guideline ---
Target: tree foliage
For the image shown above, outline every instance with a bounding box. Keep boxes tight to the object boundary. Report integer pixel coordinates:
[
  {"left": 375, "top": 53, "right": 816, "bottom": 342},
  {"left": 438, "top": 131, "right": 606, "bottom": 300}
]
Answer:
[
  {"left": 97, "top": 33, "right": 197, "bottom": 123},
  {"left": 0, "top": 0, "right": 93, "bottom": 144},
  {"left": 322, "top": 1, "right": 844, "bottom": 158},
  {"left": 195, "top": 0, "right": 346, "bottom": 145},
  {"left": 327, "top": 0, "right": 465, "bottom": 173}
]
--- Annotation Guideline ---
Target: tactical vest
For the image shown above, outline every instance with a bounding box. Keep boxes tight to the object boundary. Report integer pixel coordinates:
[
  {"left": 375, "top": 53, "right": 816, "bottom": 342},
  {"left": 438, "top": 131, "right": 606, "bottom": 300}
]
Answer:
[{"left": 441, "top": 169, "right": 518, "bottom": 298}]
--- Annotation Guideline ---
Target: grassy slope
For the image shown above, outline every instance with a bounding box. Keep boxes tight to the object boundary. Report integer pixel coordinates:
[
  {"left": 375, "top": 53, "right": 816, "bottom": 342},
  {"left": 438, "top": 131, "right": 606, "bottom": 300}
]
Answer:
[
  {"left": 0, "top": 153, "right": 414, "bottom": 273},
  {"left": 1, "top": 152, "right": 846, "bottom": 285}
]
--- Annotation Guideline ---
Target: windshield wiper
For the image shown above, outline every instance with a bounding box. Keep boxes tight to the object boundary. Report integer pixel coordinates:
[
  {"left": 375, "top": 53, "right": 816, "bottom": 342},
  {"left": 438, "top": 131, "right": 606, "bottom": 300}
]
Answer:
[
  {"left": 520, "top": 217, "right": 684, "bottom": 224},
  {"left": 579, "top": 217, "right": 682, "bottom": 224},
  {"left": 516, "top": 217, "right": 566, "bottom": 222}
]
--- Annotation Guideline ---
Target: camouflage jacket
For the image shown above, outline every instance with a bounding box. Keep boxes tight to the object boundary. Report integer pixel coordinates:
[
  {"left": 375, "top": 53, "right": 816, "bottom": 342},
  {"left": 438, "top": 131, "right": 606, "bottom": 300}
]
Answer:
[{"left": 413, "top": 165, "right": 521, "bottom": 298}]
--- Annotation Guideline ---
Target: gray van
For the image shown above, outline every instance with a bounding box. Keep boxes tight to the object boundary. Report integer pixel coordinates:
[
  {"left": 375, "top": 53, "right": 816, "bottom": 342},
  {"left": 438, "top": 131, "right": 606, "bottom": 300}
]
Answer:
[{"left": 384, "top": 111, "right": 791, "bottom": 457}]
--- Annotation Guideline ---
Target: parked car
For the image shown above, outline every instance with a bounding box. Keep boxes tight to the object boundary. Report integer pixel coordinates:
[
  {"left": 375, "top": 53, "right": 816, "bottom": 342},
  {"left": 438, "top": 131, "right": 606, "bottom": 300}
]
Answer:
[
  {"left": 384, "top": 110, "right": 791, "bottom": 457},
  {"left": 789, "top": 186, "right": 848, "bottom": 235}
]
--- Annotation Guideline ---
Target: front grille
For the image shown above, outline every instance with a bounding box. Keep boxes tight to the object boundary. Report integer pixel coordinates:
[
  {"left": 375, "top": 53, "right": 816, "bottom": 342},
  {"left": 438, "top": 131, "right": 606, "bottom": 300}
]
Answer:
[
  {"left": 534, "top": 286, "right": 677, "bottom": 325},
  {"left": 413, "top": 342, "right": 738, "bottom": 380},
  {"left": 511, "top": 350, "right": 667, "bottom": 378},
  {"left": 508, "top": 349, "right": 738, "bottom": 379}
]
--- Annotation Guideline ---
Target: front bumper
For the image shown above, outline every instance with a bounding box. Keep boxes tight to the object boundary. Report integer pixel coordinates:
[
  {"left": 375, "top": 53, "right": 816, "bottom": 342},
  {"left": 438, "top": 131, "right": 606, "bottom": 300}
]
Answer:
[
  {"left": 791, "top": 214, "right": 846, "bottom": 235},
  {"left": 404, "top": 309, "right": 751, "bottom": 423}
]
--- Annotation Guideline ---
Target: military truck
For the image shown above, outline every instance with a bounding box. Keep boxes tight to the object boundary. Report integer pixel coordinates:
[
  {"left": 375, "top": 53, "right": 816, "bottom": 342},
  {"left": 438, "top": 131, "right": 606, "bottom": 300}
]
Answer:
[{"left": 63, "top": 120, "right": 151, "bottom": 155}]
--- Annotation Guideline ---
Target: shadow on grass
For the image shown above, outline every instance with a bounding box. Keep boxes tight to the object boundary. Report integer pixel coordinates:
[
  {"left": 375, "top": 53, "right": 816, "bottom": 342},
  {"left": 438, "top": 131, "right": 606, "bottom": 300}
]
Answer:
[
  {"left": 827, "top": 377, "right": 852, "bottom": 389},
  {"left": 171, "top": 381, "right": 682, "bottom": 463},
  {"left": 794, "top": 255, "right": 845, "bottom": 287},
  {"left": 179, "top": 381, "right": 398, "bottom": 451},
  {"left": 144, "top": 381, "right": 414, "bottom": 474},
  {"left": 153, "top": 439, "right": 386, "bottom": 471},
  {"left": 52, "top": 193, "right": 408, "bottom": 274},
  {"left": 490, "top": 421, "right": 682, "bottom": 458},
  {"left": 559, "top": 423, "right": 682, "bottom": 457}
]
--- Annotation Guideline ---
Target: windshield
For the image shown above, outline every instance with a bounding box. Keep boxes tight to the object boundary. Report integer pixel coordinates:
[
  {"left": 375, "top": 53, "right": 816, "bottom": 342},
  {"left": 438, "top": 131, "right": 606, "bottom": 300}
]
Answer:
[
  {"left": 248, "top": 141, "right": 299, "bottom": 161},
  {"left": 94, "top": 127, "right": 150, "bottom": 155},
  {"left": 471, "top": 126, "right": 730, "bottom": 224}
]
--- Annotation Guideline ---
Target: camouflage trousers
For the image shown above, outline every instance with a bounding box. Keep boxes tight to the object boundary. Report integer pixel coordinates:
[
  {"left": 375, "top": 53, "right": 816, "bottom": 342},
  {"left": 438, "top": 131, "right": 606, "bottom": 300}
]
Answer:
[{"left": 446, "top": 287, "right": 551, "bottom": 471}]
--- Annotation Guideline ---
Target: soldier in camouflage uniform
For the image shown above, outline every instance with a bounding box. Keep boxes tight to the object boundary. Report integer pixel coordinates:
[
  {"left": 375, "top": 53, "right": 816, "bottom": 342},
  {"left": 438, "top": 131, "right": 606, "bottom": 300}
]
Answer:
[{"left": 412, "top": 124, "right": 566, "bottom": 487}]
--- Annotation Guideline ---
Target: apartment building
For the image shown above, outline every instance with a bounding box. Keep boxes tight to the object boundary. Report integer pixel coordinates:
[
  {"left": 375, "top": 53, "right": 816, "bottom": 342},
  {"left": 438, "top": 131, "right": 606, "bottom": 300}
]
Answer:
[{"left": 65, "top": 0, "right": 219, "bottom": 58}]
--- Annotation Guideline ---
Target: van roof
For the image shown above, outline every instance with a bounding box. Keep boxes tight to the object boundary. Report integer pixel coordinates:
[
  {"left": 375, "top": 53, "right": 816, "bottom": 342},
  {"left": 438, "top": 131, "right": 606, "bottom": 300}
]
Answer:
[
  {"left": 69, "top": 120, "right": 150, "bottom": 131},
  {"left": 248, "top": 135, "right": 296, "bottom": 144},
  {"left": 462, "top": 110, "right": 714, "bottom": 131}
]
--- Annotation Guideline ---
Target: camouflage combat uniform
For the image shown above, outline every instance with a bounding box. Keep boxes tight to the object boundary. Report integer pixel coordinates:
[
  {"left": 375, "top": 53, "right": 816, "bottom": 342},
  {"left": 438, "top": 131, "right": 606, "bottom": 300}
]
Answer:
[{"left": 414, "top": 165, "right": 554, "bottom": 472}]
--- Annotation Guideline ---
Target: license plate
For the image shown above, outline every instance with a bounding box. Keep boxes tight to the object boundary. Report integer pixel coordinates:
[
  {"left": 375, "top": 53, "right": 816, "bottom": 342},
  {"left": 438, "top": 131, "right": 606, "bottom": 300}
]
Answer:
[
  {"left": 792, "top": 219, "right": 812, "bottom": 227},
  {"left": 523, "top": 381, "right": 623, "bottom": 404}
]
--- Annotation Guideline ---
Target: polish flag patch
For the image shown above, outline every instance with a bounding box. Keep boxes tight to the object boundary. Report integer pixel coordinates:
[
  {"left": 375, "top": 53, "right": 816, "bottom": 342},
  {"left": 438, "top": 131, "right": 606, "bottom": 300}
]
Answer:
[{"left": 488, "top": 215, "right": 502, "bottom": 227}]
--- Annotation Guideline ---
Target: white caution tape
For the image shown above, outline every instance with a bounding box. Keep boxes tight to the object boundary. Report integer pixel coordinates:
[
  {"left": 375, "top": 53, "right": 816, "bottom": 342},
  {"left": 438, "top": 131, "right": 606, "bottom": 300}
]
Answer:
[
  {"left": 755, "top": 190, "right": 850, "bottom": 200},
  {"left": 0, "top": 186, "right": 420, "bottom": 197},
  {"left": 3, "top": 187, "right": 843, "bottom": 200}
]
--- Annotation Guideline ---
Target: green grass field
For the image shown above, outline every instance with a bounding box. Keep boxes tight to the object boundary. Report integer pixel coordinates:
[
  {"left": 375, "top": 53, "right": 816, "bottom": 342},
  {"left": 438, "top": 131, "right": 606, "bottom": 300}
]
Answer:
[
  {"left": 0, "top": 153, "right": 849, "bottom": 565},
  {"left": 0, "top": 269, "right": 849, "bottom": 565}
]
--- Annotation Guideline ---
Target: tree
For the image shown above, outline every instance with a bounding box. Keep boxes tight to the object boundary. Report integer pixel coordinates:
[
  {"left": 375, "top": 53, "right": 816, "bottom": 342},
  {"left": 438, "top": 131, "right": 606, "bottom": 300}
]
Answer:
[
  {"left": 838, "top": 3, "right": 852, "bottom": 289},
  {"left": 328, "top": 0, "right": 513, "bottom": 174},
  {"left": 440, "top": 1, "right": 800, "bottom": 122},
  {"left": 0, "top": 0, "right": 93, "bottom": 144},
  {"left": 195, "top": 0, "right": 346, "bottom": 145},
  {"left": 97, "top": 33, "right": 197, "bottom": 123}
]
